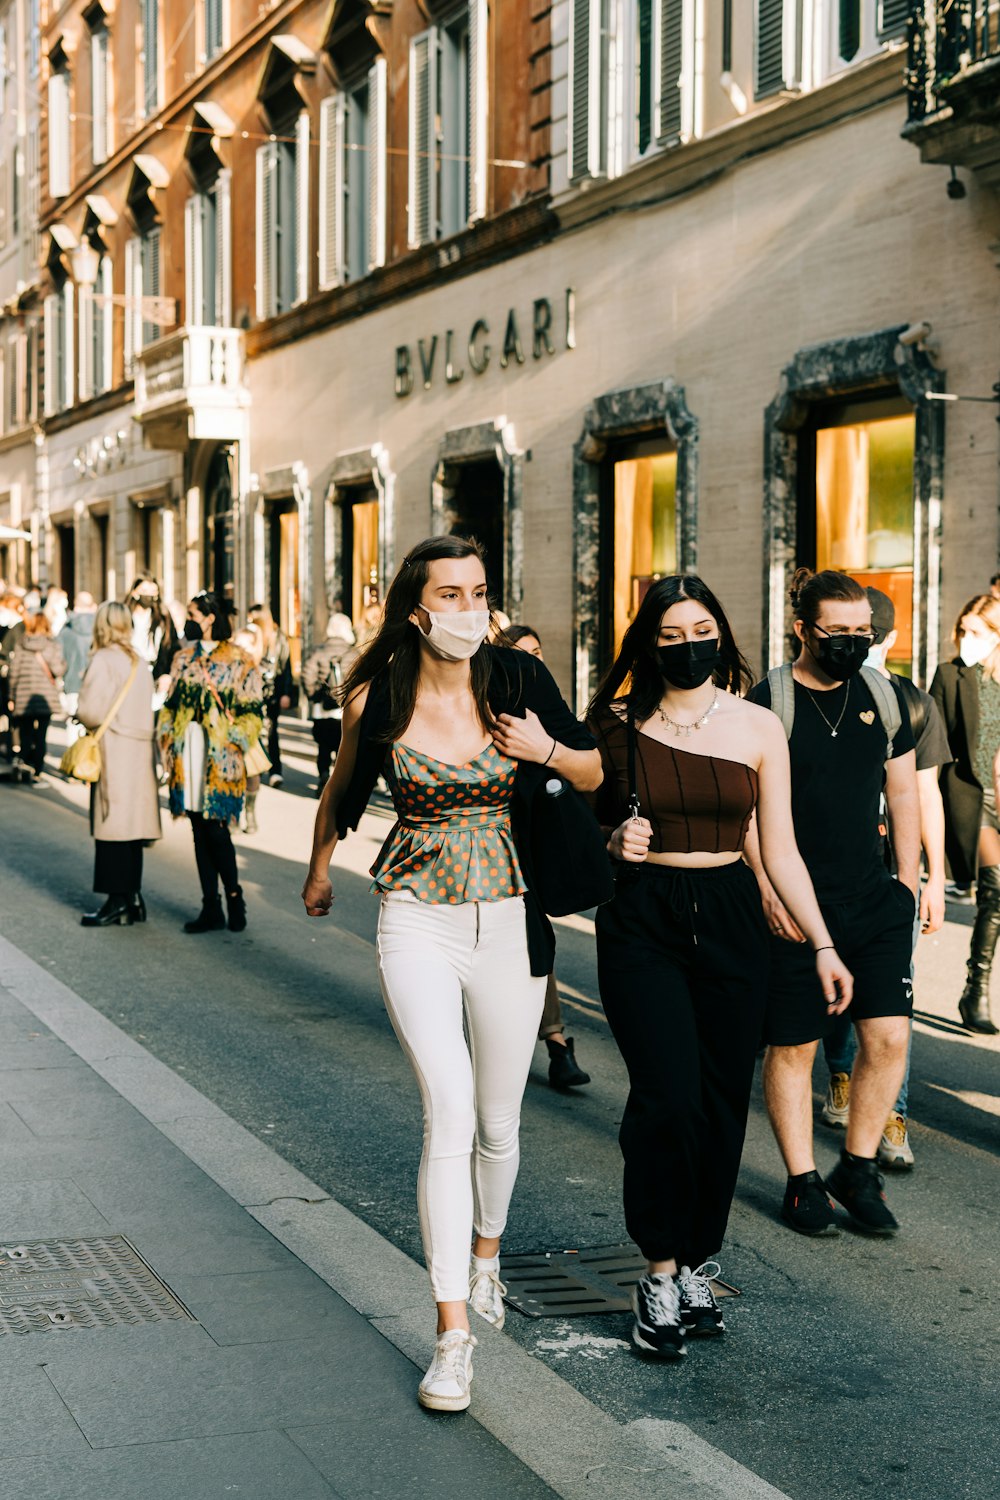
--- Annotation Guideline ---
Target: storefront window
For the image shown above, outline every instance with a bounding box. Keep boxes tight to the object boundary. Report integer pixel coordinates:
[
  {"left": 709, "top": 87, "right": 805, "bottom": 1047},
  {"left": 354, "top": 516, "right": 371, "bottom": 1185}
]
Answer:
[
  {"left": 339, "top": 491, "right": 380, "bottom": 635},
  {"left": 813, "top": 406, "right": 915, "bottom": 673},
  {"left": 444, "top": 460, "right": 505, "bottom": 608},
  {"left": 611, "top": 444, "right": 677, "bottom": 656},
  {"left": 268, "top": 500, "right": 301, "bottom": 673}
]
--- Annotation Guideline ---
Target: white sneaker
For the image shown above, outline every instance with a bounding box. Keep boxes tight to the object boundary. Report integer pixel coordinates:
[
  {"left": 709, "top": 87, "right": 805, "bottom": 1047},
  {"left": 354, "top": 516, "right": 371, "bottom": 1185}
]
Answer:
[
  {"left": 418, "top": 1329, "right": 476, "bottom": 1412},
  {"left": 469, "top": 1260, "right": 507, "bottom": 1329},
  {"left": 878, "top": 1111, "right": 915, "bottom": 1171},
  {"left": 821, "top": 1071, "right": 851, "bottom": 1129}
]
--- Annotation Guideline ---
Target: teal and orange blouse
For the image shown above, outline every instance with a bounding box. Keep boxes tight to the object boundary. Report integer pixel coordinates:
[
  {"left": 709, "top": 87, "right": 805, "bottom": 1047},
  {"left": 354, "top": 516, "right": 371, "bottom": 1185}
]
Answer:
[{"left": 370, "top": 741, "right": 525, "bottom": 904}]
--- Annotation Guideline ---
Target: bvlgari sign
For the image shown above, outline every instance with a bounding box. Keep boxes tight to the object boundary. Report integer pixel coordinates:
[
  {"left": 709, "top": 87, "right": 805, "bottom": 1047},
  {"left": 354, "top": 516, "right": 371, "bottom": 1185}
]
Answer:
[{"left": 394, "top": 289, "right": 576, "bottom": 397}]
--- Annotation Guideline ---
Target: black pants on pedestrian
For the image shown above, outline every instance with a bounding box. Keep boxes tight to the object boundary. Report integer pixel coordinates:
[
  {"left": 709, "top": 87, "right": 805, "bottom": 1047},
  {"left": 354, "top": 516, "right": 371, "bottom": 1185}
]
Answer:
[
  {"left": 17, "top": 714, "right": 51, "bottom": 774},
  {"left": 596, "top": 860, "right": 769, "bottom": 1269},
  {"left": 266, "top": 708, "right": 282, "bottom": 777},
  {"left": 93, "top": 839, "right": 144, "bottom": 896},
  {"left": 312, "top": 719, "right": 342, "bottom": 784},
  {"left": 188, "top": 812, "right": 239, "bottom": 901}
]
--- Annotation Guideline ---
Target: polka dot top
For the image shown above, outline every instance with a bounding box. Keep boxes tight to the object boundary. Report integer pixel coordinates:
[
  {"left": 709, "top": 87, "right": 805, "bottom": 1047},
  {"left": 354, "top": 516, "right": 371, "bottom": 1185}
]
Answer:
[{"left": 370, "top": 741, "right": 525, "bottom": 904}]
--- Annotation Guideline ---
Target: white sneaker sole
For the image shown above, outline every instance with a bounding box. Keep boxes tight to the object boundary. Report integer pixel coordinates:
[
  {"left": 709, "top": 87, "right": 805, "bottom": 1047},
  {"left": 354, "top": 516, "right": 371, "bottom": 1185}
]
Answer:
[
  {"left": 631, "top": 1323, "right": 686, "bottom": 1359},
  {"left": 821, "top": 1108, "right": 849, "bottom": 1129},
  {"left": 418, "top": 1382, "right": 472, "bottom": 1412},
  {"left": 878, "top": 1147, "right": 914, "bottom": 1171}
]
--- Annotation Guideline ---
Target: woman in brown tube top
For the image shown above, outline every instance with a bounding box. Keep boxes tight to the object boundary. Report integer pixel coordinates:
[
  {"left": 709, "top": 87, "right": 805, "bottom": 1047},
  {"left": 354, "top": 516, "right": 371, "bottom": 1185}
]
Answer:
[{"left": 586, "top": 574, "right": 852, "bottom": 1361}]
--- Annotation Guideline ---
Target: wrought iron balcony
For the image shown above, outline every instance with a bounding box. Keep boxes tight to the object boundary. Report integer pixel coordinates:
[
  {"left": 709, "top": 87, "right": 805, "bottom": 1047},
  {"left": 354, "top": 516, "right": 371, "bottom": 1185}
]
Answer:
[
  {"left": 904, "top": 2, "right": 1000, "bottom": 182},
  {"left": 134, "top": 326, "right": 250, "bottom": 451}
]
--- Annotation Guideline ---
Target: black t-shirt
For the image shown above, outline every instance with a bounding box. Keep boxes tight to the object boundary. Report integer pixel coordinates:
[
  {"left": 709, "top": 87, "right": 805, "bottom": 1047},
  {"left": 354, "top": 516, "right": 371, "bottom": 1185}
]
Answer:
[
  {"left": 892, "top": 675, "right": 952, "bottom": 772},
  {"left": 747, "top": 673, "right": 915, "bottom": 903}
]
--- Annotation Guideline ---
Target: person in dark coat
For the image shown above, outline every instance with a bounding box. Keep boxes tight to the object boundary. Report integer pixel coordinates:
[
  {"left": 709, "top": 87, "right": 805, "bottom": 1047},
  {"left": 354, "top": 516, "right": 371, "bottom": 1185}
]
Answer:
[
  {"left": 8, "top": 611, "right": 66, "bottom": 781},
  {"left": 249, "top": 603, "right": 294, "bottom": 787},
  {"left": 930, "top": 594, "right": 1000, "bottom": 1033}
]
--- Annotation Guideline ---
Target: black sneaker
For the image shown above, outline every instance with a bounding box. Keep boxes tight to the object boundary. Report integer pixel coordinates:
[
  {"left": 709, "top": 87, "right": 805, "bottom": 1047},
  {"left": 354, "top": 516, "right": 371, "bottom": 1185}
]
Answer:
[
  {"left": 631, "top": 1273, "right": 686, "bottom": 1359},
  {"left": 781, "top": 1170, "right": 839, "bottom": 1236},
  {"left": 826, "top": 1154, "right": 899, "bottom": 1236},
  {"left": 677, "top": 1263, "right": 725, "bottom": 1337}
]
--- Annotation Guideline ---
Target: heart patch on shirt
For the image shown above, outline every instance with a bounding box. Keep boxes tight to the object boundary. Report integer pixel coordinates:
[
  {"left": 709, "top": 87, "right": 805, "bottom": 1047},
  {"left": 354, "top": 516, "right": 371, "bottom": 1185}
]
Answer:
[{"left": 859, "top": 710, "right": 875, "bottom": 725}]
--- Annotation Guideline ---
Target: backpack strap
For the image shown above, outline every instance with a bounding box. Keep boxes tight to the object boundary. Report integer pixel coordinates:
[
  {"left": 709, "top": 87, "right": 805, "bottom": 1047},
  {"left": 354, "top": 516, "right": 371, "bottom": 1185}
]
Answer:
[
  {"left": 767, "top": 664, "right": 796, "bottom": 740},
  {"left": 859, "top": 666, "right": 902, "bottom": 760}
]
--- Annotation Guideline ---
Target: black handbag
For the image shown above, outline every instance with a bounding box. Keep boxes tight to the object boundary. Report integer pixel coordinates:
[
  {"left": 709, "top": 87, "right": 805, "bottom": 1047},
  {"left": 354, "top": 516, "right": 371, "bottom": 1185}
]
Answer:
[{"left": 528, "top": 770, "right": 615, "bottom": 918}]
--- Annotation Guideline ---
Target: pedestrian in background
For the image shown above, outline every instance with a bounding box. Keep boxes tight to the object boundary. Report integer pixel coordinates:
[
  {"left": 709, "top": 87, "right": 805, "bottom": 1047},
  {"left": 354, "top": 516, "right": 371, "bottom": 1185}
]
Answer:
[
  {"left": 249, "top": 603, "right": 293, "bottom": 788},
  {"left": 59, "top": 591, "right": 97, "bottom": 717},
  {"left": 590, "top": 575, "right": 850, "bottom": 1359},
  {"left": 8, "top": 611, "right": 66, "bottom": 781},
  {"left": 931, "top": 594, "right": 1000, "bottom": 1034},
  {"left": 233, "top": 624, "right": 265, "bottom": 834},
  {"left": 126, "top": 572, "right": 179, "bottom": 707},
  {"left": 0, "top": 590, "right": 25, "bottom": 762},
  {"left": 158, "top": 592, "right": 263, "bottom": 934},
  {"left": 77, "top": 601, "right": 160, "bottom": 928},
  {"left": 820, "top": 587, "right": 949, "bottom": 1170},
  {"left": 302, "top": 535, "right": 601, "bottom": 1413},
  {"left": 508, "top": 623, "right": 590, "bottom": 1090},
  {"left": 301, "top": 612, "right": 357, "bottom": 796}
]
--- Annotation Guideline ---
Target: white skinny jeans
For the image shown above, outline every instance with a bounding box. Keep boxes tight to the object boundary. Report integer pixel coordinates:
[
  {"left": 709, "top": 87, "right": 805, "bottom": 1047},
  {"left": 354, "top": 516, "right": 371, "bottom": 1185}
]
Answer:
[{"left": 376, "top": 891, "right": 546, "bottom": 1302}]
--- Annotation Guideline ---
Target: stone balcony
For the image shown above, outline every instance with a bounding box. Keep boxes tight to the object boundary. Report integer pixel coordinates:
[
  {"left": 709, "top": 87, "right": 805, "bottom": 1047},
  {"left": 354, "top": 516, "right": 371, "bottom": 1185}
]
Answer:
[
  {"left": 134, "top": 326, "right": 250, "bottom": 451},
  {"left": 903, "top": 2, "right": 1000, "bottom": 186}
]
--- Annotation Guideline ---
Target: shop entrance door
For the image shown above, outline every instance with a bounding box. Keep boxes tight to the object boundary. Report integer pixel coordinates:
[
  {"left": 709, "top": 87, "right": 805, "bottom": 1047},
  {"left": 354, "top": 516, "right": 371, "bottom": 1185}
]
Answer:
[
  {"left": 444, "top": 460, "right": 505, "bottom": 609},
  {"left": 57, "top": 524, "right": 75, "bottom": 605},
  {"left": 268, "top": 499, "right": 301, "bottom": 674},
  {"left": 204, "top": 448, "right": 235, "bottom": 602}
]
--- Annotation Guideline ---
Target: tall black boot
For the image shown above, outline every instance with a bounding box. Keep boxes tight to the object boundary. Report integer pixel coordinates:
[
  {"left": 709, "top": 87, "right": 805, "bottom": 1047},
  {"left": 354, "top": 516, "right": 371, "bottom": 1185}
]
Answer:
[
  {"left": 184, "top": 896, "right": 226, "bottom": 934},
  {"left": 958, "top": 866, "right": 1000, "bottom": 1035}
]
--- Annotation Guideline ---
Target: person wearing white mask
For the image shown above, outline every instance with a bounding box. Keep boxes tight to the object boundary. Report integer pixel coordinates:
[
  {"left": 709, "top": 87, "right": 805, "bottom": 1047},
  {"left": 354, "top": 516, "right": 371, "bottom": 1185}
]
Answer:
[
  {"left": 126, "top": 573, "right": 179, "bottom": 708},
  {"left": 931, "top": 594, "right": 1000, "bottom": 1032},
  {"left": 301, "top": 535, "right": 601, "bottom": 1413}
]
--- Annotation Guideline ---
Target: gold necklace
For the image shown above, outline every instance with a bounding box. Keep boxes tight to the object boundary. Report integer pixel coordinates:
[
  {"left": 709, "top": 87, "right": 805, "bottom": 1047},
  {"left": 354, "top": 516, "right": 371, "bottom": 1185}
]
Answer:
[{"left": 657, "top": 690, "right": 719, "bottom": 738}]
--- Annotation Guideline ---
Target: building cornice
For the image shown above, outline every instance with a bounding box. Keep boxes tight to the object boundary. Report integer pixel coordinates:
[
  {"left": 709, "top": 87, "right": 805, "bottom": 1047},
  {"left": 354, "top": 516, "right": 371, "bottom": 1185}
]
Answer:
[
  {"left": 43, "top": 381, "right": 134, "bottom": 437},
  {"left": 553, "top": 47, "right": 907, "bottom": 234}
]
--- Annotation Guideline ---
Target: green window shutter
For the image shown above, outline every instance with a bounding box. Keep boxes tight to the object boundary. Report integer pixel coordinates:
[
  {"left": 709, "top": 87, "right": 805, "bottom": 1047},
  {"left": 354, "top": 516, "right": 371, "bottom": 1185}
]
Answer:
[
  {"left": 754, "top": 0, "right": 785, "bottom": 99},
  {"left": 877, "top": 1, "right": 910, "bottom": 40},
  {"left": 657, "top": 0, "right": 683, "bottom": 143},
  {"left": 839, "top": 0, "right": 860, "bottom": 62},
  {"left": 569, "top": 0, "right": 604, "bottom": 180},
  {"left": 408, "top": 30, "right": 438, "bottom": 245}
]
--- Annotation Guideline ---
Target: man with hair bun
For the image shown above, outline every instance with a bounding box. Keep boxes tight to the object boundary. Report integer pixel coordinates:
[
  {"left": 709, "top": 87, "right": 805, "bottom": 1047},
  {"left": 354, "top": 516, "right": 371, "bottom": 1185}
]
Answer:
[{"left": 745, "top": 568, "right": 920, "bottom": 1238}]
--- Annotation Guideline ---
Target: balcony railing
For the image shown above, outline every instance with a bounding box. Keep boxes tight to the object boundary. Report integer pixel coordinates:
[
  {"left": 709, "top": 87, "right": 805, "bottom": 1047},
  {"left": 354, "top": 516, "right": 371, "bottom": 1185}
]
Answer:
[
  {"left": 134, "top": 326, "right": 249, "bottom": 449},
  {"left": 907, "top": 1, "right": 1000, "bottom": 123}
]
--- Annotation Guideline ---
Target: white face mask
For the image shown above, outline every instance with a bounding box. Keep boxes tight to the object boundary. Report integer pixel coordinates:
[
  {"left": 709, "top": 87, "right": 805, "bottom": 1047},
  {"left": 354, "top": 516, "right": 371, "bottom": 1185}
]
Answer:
[
  {"left": 959, "top": 632, "right": 997, "bottom": 667},
  {"left": 412, "top": 609, "right": 491, "bottom": 662},
  {"left": 865, "top": 644, "right": 887, "bottom": 671}
]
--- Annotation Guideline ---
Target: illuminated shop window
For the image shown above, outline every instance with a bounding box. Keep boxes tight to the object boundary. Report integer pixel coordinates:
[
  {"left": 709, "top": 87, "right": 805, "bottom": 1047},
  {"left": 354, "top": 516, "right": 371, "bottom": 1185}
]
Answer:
[
  {"left": 611, "top": 443, "right": 677, "bottom": 656},
  {"left": 342, "top": 491, "right": 380, "bottom": 635}
]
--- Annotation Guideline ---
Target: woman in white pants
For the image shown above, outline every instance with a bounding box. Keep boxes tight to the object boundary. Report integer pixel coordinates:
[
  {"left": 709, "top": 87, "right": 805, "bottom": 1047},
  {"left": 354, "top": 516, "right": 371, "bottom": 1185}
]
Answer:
[{"left": 302, "top": 536, "right": 601, "bottom": 1411}]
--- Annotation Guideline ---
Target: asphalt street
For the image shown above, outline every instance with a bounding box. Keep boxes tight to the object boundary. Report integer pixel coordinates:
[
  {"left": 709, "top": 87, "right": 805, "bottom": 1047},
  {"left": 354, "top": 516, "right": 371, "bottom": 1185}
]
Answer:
[{"left": 1, "top": 726, "right": 998, "bottom": 1500}]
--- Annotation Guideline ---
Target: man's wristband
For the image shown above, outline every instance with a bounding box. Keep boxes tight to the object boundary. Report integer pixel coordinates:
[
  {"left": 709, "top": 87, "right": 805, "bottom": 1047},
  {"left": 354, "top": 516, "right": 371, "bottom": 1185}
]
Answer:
[
  {"left": 542, "top": 737, "right": 557, "bottom": 766},
  {"left": 814, "top": 945, "right": 834, "bottom": 954}
]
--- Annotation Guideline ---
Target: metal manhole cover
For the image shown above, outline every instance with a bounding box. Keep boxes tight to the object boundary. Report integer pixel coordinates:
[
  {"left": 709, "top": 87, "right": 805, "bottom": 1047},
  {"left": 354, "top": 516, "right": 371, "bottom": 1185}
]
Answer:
[
  {"left": 501, "top": 1244, "right": 741, "bottom": 1319},
  {"left": 0, "top": 1237, "right": 196, "bottom": 1335}
]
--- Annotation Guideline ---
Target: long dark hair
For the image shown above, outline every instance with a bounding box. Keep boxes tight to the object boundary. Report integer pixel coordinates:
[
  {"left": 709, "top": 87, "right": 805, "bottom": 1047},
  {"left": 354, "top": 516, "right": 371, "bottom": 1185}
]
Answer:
[
  {"left": 127, "top": 570, "right": 177, "bottom": 645},
  {"left": 340, "top": 535, "right": 498, "bottom": 743},
  {"left": 190, "top": 591, "right": 232, "bottom": 642},
  {"left": 588, "top": 574, "right": 755, "bottom": 723}
]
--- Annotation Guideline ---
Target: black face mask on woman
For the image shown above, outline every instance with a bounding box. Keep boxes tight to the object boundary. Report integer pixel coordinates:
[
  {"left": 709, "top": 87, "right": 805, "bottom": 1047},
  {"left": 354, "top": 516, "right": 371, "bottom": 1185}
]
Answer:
[
  {"left": 183, "top": 618, "right": 204, "bottom": 643},
  {"left": 656, "top": 639, "right": 720, "bottom": 691},
  {"left": 811, "top": 632, "right": 870, "bottom": 682}
]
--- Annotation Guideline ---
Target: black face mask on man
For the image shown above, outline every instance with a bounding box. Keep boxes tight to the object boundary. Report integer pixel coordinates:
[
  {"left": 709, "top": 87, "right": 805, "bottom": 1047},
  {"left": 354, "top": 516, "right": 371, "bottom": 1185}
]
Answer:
[
  {"left": 810, "top": 631, "right": 870, "bottom": 682},
  {"left": 183, "top": 618, "right": 204, "bottom": 643},
  {"left": 656, "top": 639, "right": 720, "bottom": 691}
]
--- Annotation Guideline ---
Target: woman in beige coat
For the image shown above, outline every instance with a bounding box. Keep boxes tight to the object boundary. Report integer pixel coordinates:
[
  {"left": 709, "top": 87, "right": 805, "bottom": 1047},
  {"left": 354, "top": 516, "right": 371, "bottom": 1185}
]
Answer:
[{"left": 77, "top": 602, "right": 162, "bottom": 927}]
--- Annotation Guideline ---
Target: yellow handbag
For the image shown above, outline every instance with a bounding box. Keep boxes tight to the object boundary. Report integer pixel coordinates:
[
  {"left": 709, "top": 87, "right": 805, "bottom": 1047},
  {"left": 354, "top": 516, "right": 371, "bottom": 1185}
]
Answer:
[
  {"left": 243, "top": 737, "right": 272, "bottom": 777},
  {"left": 60, "top": 660, "right": 138, "bottom": 784}
]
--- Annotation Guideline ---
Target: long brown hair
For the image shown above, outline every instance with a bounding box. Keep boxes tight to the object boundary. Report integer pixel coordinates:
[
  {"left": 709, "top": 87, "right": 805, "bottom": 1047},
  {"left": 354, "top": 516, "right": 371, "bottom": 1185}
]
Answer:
[{"left": 339, "top": 535, "right": 499, "bottom": 743}]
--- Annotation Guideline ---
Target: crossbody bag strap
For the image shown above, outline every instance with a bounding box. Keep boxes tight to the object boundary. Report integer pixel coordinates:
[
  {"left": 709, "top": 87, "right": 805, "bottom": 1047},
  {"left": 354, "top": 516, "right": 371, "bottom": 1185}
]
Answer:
[
  {"left": 198, "top": 661, "right": 235, "bottom": 723},
  {"left": 626, "top": 703, "right": 641, "bottom": 820},
  {"left": 91, "top": 659, "right": 139, "bottom": 745}
]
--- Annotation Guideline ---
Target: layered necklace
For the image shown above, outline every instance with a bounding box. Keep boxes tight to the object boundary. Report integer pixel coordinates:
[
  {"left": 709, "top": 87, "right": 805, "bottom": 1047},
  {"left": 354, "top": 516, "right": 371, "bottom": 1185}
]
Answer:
[
  {"left": 804, "top": 678, "right": 851, "bottom": 737},
  {"left": 657, "top": 689, "right": 720, "bottom": 738}
]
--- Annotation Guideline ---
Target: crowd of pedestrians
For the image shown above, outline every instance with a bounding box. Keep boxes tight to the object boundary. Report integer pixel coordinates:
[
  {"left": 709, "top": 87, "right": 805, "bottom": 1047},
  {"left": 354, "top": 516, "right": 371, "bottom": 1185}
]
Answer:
[{"left": 2, "top": 548, "right": 999, "bottom": 1416}]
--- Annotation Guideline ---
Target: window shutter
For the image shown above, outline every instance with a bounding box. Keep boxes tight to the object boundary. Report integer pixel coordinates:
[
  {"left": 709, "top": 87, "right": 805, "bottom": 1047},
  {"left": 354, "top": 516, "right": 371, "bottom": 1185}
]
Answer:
[
  {"left": 754, "top": 0, "right": 787, "bottom": 99},
  {"left": 63, "top": 282, "right": 74, "bottom": 409},
  {"left": 78, "top": 285, "right": 92, "bottom": 401},
  {"left": 368, "top": 58, "right": 387, "bottom": 270},
  {"left": 467, "top": 0, "right": 488, "bottom": 221},
  {"left": 47, "top": 71, "right": 70, "bottom": 197},
  {"left": 43, "top": 295, "right": 54, "bottom": 414},
  {"left": 657, "top": 0, "right": 684, "bottom": 142},
  {"left": 877, "top": 0, "right": 910, "bottom": 39},
  {"left": 295, "top": 111, "right": 310, "bottom": 305},
  {"left": 215, "top": 169, "right": 231, "bottom": 325},
  {"left": 318, "top": 94, "right": 344, "bottom": 289},
  {"left": 184, "top": 195, "right": 198, "bottom": 323},
  {"left": 205, "top": 0, "right": 223, "bottom": 59},
  {"left": 141, "top": 229, "right": 160, "bottom": 347},
  {"left": 91, "top": 30, "right": 108, "bottom": 163},
  {"left": 838, "top": 0, "right": 860, "bottom": 61},
  {"left": 256, "top": 144, "right": 275, "bottom": 320},
  {"left": 100, "top": 257, "right": 113, "bottom": 390},
  {"left": 143, "top": 0, "right": 158, "bottom": 115},
  {"left": 408, "top": 30, "right": 437, "bottom": 247},
  {"left": 124, "top": 238, "right": 136, "bottom": 372},
  {"left": 569, "top": 0, "right": 604, "bottom": 181}
]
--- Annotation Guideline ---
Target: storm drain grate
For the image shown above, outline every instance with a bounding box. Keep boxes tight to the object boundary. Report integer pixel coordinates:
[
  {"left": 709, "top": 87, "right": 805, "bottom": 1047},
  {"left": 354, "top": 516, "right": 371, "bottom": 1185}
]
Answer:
[
  {"left": 0, "top": 1237, "right": 196, "bottom": 1335},
  {"left": 501, "top": 1243, "right": 741, "bottom": 1319}
]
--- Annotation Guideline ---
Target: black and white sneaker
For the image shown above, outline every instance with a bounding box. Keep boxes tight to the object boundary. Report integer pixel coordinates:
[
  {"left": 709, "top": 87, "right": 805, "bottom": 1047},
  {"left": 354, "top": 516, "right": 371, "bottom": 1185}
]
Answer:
[
  {"left": 677, "top": 1262, "right": 725, "bottom": 1337},
  {"left": 631, "top": 1273, "right": 686, "bottom": 1359}
]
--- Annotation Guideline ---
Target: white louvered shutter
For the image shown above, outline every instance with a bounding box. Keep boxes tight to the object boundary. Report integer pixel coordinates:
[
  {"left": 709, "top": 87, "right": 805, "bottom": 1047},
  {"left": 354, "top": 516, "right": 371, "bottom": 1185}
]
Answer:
[
  {"left": 47, "top": 71, "right": 70, "bottom": 197},
  {"left": 43, "top": 294, "right": 55, "bottom": 414},
  {"left": 184, "top": 195, "right": 199, "bottom": 324},
  {"left": 367, "top": 58, "right": 387, "bottom": 270},
  {"left": 408, "top": 30, "right": 437, "bottom": 247},
  {"left": 91, "top": 29, "right": 108, "bottom": 163},
  {"left": 657, "top": 0, "right": 683, "bottom": 142},
  {"left": 63, "top": 282, "right": 74, "bottom": 409},
  {"left": 99, "top": 257, "right": 113, "bottom": 390},
  {"left": 205, "top": 0, "right": 223, "bottom": 59},
  {"left": 318, "top": 94, "right": 345, "bottom": 289},
  {"left": 295, "top": 111, "right": 310, "bottom": 305},
  {"left": 256, "top": 144, "right": 274, "bottom": 320},
  {"left": 78, "top": 286, "right": 92, "bottom": 401},
  {"left": 467, "top": 0, "right": 487, "bottom": 222},
  {"left": 216, "top": 170, "right": 231, "bottom": 325}
]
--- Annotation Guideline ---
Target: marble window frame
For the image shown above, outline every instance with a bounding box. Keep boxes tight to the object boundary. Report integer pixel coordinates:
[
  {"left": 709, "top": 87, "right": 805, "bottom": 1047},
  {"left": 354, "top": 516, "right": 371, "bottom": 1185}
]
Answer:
[
  {"left": 762, "top": 327, "right": 945, "bottom": 686},
  {"left": 430, "top": 418, "right": 524, "bottom": 618}
]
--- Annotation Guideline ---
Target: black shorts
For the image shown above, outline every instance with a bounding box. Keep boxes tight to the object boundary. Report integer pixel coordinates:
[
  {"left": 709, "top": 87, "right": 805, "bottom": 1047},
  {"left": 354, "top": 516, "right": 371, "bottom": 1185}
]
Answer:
[{"left": 764, "top": 875, "right": 915, "bottom": 1047}]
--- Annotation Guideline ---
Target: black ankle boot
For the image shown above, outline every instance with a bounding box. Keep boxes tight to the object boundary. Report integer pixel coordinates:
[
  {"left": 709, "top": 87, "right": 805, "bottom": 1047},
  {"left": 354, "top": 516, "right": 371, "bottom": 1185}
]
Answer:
[
  {"left": 81, "top": 896, "right": 134, "bottom": 928},
  {"left": 130, "top": 893, "right": 147, "bottom": 923},
  {"left": 184, "top": 896, "right": 226, "bottom": 934},
  {"left": 958, "top": 867, "right": 1000, "bottom": 1035},
  {"left": 546, "top": 1036, "right": 591, "bottom": 1089},
  {"left": 225, "top": 885, "right": 247, "bottom": 932}
]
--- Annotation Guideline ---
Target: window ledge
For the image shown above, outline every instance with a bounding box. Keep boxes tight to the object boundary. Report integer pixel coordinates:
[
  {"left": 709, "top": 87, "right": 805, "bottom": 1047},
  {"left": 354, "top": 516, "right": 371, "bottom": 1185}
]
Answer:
[{"left": 554, "top": 48, "right": 905, "bottom": 233}]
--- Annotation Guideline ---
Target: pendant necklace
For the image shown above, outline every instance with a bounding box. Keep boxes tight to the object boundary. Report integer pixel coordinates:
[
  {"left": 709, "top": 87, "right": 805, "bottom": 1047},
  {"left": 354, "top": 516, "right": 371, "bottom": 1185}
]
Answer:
[
  {"left": 805, "top": 678, "right": 850, "bottom": 738},
  {"left": 657, "top": 689, "right": 719, "bottom": 738}
]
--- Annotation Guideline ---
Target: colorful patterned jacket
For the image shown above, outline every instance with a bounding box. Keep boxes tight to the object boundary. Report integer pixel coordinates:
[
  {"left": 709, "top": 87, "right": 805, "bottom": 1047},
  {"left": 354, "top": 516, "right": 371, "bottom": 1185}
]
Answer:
[{"left": 157, "top": 641, "right": 264, "bottom": 825}]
